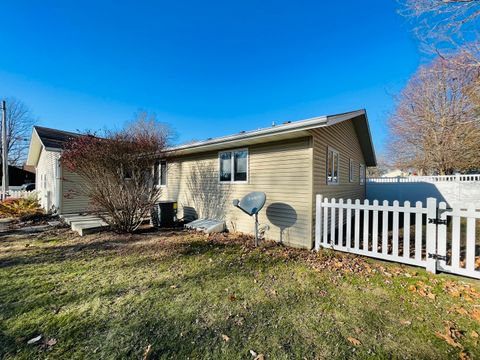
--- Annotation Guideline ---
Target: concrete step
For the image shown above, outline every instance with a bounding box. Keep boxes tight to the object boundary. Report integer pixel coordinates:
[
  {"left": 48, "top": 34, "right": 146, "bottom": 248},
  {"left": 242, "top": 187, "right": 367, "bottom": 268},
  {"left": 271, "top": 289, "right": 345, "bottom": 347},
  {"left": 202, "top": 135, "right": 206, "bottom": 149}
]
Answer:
[
  {"left": 60, "top": 214, "right": 100, "bottom": 225},
  {"left": 60, "top": 213, "right": 110, "bottom": 236},
  {"left": 72, "top": 221, "right": 109, "bottom": 236}
]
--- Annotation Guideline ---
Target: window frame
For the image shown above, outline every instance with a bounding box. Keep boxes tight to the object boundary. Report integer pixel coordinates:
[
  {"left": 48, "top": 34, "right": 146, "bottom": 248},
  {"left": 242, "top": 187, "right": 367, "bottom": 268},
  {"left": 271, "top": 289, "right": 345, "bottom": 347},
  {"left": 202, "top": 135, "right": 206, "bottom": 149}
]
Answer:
[
  {"left": 349, "top": 158, "right": 354, "bottom": 183},
  {"left": 359, "top": 164, "right": 365, "bottom": 185},
  {"left": 326, "top": 146, "right": 340, "bottom": 185},
  {"left": 159, "top": 159, "right": 167, "bottom": 187},
  {"left": 218, "top": 148, "right": 249, "bottom": 184}
]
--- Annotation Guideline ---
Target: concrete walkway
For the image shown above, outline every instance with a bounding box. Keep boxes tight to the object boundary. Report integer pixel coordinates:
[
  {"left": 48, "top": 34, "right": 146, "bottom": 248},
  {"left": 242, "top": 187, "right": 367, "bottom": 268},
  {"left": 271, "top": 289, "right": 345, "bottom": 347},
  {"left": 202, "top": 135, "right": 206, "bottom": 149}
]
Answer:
[{"left": 60, "top": 214, "right": 109, "bottom": 236}]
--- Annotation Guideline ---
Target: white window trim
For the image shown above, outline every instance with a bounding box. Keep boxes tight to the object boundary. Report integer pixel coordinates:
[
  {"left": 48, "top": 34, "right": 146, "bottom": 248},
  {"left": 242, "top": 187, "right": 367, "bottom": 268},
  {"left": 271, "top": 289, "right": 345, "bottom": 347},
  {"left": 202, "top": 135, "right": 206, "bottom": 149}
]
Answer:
[
  {"left": 218, "top": 148, "right": 249, "bottom": 184},
  {"left": 349, "top": 158, "right": 354, "bottom": 183},
  {"left": 327, "top": 146, "right": 340, "bottom": 185},
  {"left": 155, "top": 159, "right": 168, "bottom": 187},
  {"left": 160, "top": 159, "right": 168, "bottom": 187},
  {"left": 359, "top": 164, "right": 365, "bottom": 185}
]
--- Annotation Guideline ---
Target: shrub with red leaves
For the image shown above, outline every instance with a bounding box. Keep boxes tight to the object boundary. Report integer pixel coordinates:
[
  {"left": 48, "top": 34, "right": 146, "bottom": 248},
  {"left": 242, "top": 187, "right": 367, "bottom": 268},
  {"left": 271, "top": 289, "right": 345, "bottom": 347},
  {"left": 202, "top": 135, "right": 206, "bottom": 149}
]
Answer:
[{"left": 62, "top": 116, "right": 171, "bottom": 232}]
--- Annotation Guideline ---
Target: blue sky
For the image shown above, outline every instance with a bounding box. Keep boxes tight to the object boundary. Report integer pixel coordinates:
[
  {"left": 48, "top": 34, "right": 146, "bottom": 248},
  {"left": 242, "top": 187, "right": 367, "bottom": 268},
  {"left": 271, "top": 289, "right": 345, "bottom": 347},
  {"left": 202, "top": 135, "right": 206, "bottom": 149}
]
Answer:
[{"left": 0, "top": 0, "right": 423, "bottom": 154}]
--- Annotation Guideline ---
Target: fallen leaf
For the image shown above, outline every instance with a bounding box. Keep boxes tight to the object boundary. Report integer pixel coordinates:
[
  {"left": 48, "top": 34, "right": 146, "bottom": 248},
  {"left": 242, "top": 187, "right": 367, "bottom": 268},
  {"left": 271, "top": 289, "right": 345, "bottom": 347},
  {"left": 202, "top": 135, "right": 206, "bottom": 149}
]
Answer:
[
  {"left": 435, "top": 324, "right": 463, "bottom": 349},
  {"left": 459, "top": 351, "right": 471, "bottom": 360},
  {"left": 471, "top": 309, "right": 480, "bottom": 323},
  {"left": 427, "top": 293, "right": 436, "bottom": 300},
  {"left": 470, "top": 330, "right": 479, "bottom": 338},
  {"left": 455, "top": 307, "right": 469, "bottom": 316},
  {"left": 408, "top": 285, "right": 416, "bottom": 292},
  {"left": 221, "top": 334, "right": 230, "bottom": 342},
  {"left": 143, "top": 344, "right": 152, "bottom": 360},
  {"left": 347, "top": 337, "right": 361, "bottom": 346},
  {"left": 27, "top": 335, "right": 42, "bottom": 345},
  {"left": 228, "top": 294, "right": 236, "bottom": 301},
  {"left": 450, "top": 290, "right": 461, "bottom": 297},
  {"left": 45, "top": 338, "right": 57, "bottom": 347},
  {"left": 400, "top": 319, "right": 411, "bottom": 326},
  {"left": 170, "top": 285, "right": 177, "bottom": 289},
  {"left": 254, "top": 355, "right": 265, "bottom": 360}
]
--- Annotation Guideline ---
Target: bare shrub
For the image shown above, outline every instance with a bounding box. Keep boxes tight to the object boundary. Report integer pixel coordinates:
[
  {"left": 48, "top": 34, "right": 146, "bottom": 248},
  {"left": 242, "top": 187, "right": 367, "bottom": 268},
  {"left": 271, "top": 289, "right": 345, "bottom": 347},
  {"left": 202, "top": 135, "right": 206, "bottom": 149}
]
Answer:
[{"left": 62, "top": 118, "right": 171, "bottom": 233}]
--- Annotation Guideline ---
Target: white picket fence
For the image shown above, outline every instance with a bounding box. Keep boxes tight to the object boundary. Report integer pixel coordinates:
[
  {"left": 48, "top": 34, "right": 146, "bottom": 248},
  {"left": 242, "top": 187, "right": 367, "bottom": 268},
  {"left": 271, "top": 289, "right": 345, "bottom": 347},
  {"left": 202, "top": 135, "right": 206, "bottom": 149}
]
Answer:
[
  {"left": 0, "top": 190, "right": 37, "bottom": 200},
  {"left": 367, "top": 174, "right": 480, "bottom": 183},
  {"left": 315, "top": 195, "right": 480, "bottom": 279}
]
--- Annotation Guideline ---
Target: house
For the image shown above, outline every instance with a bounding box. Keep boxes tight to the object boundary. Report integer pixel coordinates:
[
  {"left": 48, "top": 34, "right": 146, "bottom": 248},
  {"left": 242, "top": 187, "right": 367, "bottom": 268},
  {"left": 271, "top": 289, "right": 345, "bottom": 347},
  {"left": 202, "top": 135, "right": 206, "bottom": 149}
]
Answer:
[
  {"left": 159, "top": 109, "right": 376, "bottom": 248},
  {"left": 26, "top": 126, "right": 90, "bottom": 213},
  {"left": 0, "top": 165, "right": 35, "bottom": 187},
  {"left": 25, "top": 109, "right": 376, "bottom": 249}
]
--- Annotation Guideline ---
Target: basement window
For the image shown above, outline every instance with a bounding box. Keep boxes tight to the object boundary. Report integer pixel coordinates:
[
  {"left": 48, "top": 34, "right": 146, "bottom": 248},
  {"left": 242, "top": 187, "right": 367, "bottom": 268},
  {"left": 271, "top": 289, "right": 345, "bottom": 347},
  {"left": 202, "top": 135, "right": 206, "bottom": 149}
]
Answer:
[
  {"left": 327, "top": 147, "right": 339, "bottom": 185},
  {"left": 219, "top": 149, "right": 248, "bottom": 183}
]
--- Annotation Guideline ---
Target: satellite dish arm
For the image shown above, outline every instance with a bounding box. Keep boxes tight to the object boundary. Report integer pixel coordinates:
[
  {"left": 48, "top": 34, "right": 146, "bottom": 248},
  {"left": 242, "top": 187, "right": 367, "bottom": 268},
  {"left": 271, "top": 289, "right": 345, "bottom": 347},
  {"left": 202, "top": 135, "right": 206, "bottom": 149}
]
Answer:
[{"left": 233, "top": 199, "right": 254, "bottom": 216}]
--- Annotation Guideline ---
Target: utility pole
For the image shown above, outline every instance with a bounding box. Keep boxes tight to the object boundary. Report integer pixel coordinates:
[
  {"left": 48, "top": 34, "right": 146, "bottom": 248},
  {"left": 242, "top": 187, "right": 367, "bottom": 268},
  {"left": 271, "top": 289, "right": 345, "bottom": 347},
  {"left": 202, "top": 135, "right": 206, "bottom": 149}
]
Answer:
[{"left": 1, "top": 100, "right": 8, "bottom": 200}]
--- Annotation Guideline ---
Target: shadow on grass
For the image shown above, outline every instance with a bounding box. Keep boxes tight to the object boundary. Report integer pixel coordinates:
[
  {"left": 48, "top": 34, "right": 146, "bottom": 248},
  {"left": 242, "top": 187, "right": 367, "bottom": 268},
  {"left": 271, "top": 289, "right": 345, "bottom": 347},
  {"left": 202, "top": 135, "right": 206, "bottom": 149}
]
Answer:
[{"left": 0, "top": 231, "right": 234, "bottom": 270}]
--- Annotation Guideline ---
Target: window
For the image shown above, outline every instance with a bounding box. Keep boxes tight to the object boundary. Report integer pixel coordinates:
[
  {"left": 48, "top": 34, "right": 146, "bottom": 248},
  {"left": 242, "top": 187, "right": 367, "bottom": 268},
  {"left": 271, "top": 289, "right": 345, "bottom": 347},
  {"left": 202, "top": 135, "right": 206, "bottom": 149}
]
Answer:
[
  {"left": 359, "top": 164, "right": 365, "bottom": 185},
  {"left": 327, "top": 147, "right": 339, "bottom": 184},
  {"left": 219, "top": 149, "right": 248, "bottom": 183},
  {"left": 349, "top": 159, "right": 354, "bottom": 182},
  {"left": 154, "top": 160, "right": 167, "bottom": 186}
]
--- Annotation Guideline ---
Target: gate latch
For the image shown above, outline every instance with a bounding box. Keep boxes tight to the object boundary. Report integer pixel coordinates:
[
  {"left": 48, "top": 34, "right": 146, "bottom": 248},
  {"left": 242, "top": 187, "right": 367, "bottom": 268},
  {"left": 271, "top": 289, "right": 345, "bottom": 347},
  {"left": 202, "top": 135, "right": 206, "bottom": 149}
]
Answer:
[
  {"left": 428, "top": 218, "right": 447, "bottom": 225},
  {"left": 428, "top": 253, "right": 447, "bottom": 261}
]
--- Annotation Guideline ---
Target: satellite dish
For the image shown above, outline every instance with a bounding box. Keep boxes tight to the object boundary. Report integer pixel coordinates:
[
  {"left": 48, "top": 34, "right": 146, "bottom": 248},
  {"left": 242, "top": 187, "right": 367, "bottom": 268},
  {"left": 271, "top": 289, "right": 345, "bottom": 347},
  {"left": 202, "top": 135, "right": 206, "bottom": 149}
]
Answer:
[
  {"left": 233, "top": 192, "right": 267, "bottom": 246},
  {"left": 233, "top": 192, "right": 266, "bottom": 216}
]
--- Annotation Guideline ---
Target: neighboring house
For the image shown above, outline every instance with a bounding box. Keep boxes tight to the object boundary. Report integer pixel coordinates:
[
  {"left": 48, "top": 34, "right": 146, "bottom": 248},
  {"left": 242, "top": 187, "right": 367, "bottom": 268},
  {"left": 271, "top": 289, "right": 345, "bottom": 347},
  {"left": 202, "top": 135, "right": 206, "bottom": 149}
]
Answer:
[
  {"left": 25, "top": 109, "right": 376, "bottom": 249},
  {"left": 26, "top": 126, "right": 90, "bottom": 213},
  {"left": 0, "top": 165, "right": 35, "bottom": 187},
  {"left": 159, "top": 109, "right": 376, "bottom": 249}
]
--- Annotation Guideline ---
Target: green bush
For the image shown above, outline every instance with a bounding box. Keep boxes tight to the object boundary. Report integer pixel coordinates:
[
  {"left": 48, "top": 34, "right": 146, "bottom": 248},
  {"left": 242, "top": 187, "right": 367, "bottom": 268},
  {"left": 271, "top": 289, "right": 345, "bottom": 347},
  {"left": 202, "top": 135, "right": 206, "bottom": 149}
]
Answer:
[{"left": 0, "top": 196, "right": 42, "bottom": 218}]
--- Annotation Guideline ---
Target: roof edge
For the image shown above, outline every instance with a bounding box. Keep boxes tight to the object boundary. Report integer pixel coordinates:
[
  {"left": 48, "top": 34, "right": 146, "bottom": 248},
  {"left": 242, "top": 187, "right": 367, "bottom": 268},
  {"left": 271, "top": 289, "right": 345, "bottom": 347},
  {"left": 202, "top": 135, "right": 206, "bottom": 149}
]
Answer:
[{"left": 165, "top": 114, "right": 333, "bottom": 153}]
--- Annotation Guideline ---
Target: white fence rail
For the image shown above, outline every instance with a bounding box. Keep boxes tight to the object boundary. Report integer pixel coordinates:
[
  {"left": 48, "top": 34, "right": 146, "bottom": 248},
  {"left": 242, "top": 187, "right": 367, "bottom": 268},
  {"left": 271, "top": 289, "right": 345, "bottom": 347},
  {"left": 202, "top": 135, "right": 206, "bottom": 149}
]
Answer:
[
  {"left": 367, "top": 174, "right": 480, "bottom": 183},
  {"left": 0, "top": 190, "right": 37, "bottom": 200},
  {"left": 315, "top": 195, "right": 480, "bottom": 279}
]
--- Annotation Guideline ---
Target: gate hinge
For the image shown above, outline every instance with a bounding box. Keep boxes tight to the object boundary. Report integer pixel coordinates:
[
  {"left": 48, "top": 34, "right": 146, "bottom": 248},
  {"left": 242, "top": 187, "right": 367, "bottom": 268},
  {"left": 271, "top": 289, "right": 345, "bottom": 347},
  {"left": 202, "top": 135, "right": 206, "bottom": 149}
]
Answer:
[
  {"left": 428, "top": 253, "right": 447, "bottom": 261},
  {"left": 428, "top": 218, "right": 447, "bottom": 225}
]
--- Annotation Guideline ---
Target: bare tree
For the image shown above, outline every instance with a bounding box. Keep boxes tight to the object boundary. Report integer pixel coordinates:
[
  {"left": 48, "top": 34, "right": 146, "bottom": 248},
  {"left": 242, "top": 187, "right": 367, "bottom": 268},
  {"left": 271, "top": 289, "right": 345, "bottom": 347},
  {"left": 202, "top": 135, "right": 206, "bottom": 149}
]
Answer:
[
  {"left": 366, "top": 155, "right": 392, "bottom": 177},
  {"left": 388, "top": 56, "right": 480, "bottom": 174},
  {"left": 127, "top": 110, "right": 177, "bottom": 146},
  {"left": 62, "top": 118, "right": 172, "bottom": 233},
  {"left": 401, "top": 0, "right": 480, "bottom": 67},
  {"left": 0, "top": 98, "right": 35, "bottom": 165}
]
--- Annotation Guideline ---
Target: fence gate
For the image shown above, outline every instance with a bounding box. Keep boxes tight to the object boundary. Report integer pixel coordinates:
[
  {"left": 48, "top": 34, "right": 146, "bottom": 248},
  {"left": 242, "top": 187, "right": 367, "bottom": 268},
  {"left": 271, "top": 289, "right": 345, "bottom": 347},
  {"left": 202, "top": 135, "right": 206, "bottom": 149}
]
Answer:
[{"left": 315, "top": 195, "right": 480, "bottom": 280}]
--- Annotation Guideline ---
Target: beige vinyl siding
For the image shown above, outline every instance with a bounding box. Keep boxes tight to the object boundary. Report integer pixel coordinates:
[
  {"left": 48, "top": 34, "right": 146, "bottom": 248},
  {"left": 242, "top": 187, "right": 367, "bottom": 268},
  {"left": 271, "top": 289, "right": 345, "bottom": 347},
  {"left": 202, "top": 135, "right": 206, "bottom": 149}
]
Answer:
[
  {"left": 36, "top": 148, "right": 61, "bottom": 211},
  {"left": 161, "top": 137, "right": 313, "bottom": 248},
  {"left": 60, "top": 164, "right": 91, "bottom": 214},
  {"left": 311, "top": 119, "right": 366, "bottom": 200},
  {"left": 311, "top": 119, "right": 367, "bottom": 239}
]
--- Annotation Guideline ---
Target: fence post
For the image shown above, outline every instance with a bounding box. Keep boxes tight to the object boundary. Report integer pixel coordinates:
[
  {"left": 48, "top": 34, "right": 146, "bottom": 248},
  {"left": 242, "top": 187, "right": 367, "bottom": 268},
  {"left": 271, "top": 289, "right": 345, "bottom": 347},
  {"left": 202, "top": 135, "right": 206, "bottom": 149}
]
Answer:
[
  {"left": 315, "top": 194, "right": 322, "bottom": 251},
  {"left": 426, "top": 197, "right": 437, "bottom": 274}
]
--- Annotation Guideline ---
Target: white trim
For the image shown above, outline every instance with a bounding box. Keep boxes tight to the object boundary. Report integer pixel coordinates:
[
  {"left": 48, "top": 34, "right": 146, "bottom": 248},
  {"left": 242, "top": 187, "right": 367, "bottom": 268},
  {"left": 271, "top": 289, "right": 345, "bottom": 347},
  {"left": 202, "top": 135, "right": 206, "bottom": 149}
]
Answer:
[
  {"left": 163, "top": 109, "right": 371, "bottom": 158},
  {"left": 218, "top": 148, "right": 249, "bottom": 184},
  {"left": 326, "top": 146, "right": 339, "bottom": 185}
]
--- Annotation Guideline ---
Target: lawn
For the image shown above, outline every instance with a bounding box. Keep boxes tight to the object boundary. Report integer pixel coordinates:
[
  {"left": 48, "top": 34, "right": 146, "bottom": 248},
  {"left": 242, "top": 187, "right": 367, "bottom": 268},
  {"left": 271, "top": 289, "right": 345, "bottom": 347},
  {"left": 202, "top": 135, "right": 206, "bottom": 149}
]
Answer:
[{"left": 0, "top": 228, "right": 479, "bottom": 359}]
